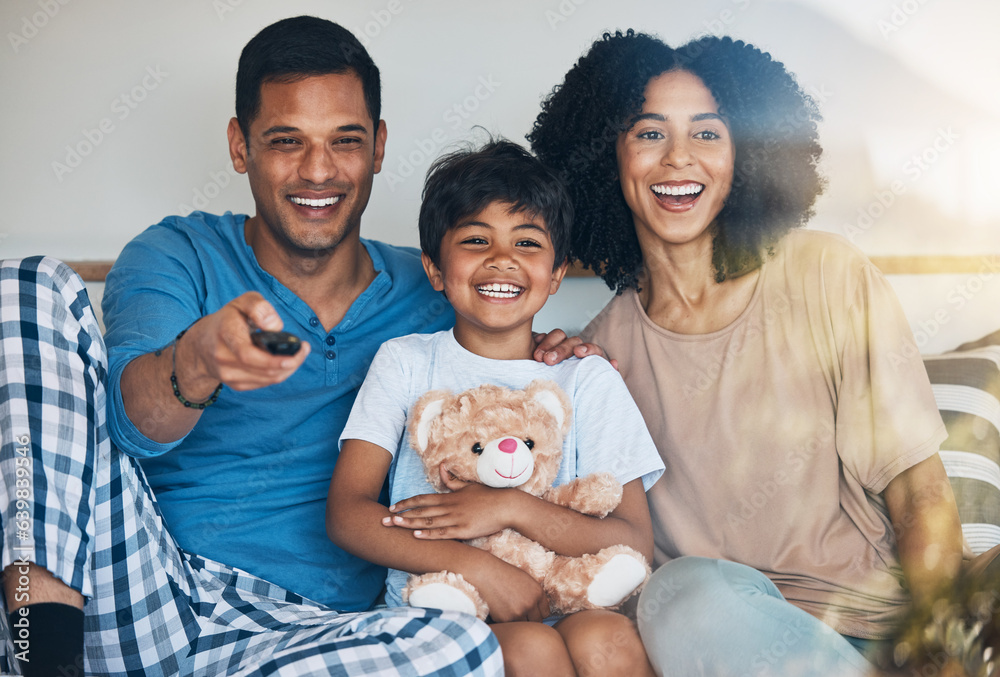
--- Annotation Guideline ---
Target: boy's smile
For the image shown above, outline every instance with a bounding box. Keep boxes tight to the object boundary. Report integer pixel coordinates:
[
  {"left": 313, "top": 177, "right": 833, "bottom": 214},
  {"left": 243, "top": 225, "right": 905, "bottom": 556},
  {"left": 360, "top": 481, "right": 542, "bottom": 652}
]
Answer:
[
  {"left": 476, "top": 282, "right": 523, "bottom": 299},
  {"left": 422, "top": 201, "right": 568, "bottom": 359}
]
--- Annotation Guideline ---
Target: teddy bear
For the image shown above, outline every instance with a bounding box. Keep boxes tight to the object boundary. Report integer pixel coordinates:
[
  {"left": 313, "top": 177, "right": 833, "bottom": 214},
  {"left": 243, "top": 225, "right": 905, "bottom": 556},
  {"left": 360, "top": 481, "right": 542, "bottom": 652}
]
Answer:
[{"left": 401, "top": 379, "right": 650, "bottom": 621}]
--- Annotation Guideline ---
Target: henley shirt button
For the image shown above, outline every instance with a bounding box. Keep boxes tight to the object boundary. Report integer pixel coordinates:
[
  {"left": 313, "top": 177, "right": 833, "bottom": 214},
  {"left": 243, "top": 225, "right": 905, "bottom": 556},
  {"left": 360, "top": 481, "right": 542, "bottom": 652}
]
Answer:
[
  {"left": 326, "top": 350, "right": 336, "bottom": 360},
  {"left": 309, "top": 317, "right": 320, "bottom": 327},
  {"left": 325, "top": 336, "right": 335, "bottom": 345}
]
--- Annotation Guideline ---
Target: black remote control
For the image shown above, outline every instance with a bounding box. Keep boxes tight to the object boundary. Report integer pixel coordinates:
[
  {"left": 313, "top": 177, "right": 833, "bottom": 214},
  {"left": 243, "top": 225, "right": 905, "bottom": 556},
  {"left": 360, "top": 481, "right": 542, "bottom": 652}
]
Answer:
[{"left": 251, "top": 330, "right": 302, "bottom": 356}]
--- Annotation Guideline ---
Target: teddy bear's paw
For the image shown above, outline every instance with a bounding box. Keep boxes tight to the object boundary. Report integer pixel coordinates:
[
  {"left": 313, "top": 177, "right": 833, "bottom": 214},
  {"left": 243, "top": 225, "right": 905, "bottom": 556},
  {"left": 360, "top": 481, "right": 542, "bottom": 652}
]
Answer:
[
  {"left": 409, "top": 582, "right": 481, "bottom": 618},
  {"left": 586, "top": 553, "right": 649, "bottom": 607}
]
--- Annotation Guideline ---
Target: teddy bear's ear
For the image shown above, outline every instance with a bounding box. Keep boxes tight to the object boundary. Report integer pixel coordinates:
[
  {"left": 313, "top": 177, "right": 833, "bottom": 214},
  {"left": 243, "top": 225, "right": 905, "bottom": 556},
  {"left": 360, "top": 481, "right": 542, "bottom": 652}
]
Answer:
[
  {"left": 413, "top": 394, "right": 448, "bottom": 453},
  {"left": 527, "top": 380, "right": 572, "bottom": 433}
]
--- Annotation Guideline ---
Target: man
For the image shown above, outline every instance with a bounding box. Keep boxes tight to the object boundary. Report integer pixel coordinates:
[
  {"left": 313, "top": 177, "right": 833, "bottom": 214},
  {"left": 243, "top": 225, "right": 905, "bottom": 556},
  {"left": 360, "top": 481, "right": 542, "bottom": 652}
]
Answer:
[{"left": 0, "top": 16, "right": 587, "bottom": 676}]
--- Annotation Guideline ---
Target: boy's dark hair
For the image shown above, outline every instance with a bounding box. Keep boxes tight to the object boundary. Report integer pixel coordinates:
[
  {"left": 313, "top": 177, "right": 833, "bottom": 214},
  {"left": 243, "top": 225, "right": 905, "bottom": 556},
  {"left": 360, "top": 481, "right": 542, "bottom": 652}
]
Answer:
[
  {"left": 528, "top": 31, "right": 824, "bottom": 291},
  {"left": 235, "top": 16, "right": 381, "bottom": 139},
  {"left": 419, "top": 139, "right": 573, "bottom": 270}
]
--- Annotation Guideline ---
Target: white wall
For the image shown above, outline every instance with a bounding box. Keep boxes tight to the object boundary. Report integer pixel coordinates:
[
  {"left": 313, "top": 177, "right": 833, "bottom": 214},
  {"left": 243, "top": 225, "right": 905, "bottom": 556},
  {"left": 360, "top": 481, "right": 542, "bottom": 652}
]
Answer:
[{"left": 3, "top": 0, "right": 999, "bottom": 350}]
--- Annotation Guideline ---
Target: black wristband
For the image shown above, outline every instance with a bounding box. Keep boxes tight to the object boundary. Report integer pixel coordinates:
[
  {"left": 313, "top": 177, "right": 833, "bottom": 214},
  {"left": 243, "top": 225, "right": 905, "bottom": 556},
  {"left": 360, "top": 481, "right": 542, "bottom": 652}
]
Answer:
[{"left": 162, "top": 328, "right": 222, "bottom": 409}]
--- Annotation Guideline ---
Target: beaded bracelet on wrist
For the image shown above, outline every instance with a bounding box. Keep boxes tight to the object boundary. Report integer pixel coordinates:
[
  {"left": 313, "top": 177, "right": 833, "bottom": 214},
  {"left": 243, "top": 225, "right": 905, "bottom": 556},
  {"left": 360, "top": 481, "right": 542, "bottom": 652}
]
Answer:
[{"left": 156, "top": 328, "right": 223, "bottom": 410}]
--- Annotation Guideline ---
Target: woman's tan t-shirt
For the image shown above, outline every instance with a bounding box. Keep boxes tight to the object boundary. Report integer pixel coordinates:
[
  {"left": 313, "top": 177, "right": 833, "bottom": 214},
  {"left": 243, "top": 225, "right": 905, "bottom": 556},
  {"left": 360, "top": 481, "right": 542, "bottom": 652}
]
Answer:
[{"left": 582, "top": 229, "right": 946, "bottom": 639}]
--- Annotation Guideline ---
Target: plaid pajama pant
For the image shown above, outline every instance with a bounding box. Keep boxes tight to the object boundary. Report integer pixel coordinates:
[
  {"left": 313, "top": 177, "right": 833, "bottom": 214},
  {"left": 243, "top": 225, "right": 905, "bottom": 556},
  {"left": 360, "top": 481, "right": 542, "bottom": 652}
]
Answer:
[{"left": 0, "top": 257, "right": 502, "bottom": 676}]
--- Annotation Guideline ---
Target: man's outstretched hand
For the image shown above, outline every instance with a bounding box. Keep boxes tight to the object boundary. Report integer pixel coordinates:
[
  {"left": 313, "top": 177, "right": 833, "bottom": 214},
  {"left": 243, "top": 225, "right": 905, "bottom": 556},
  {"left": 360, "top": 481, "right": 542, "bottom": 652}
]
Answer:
[
  {"left": 179, "top": 291, "right": 311, "bottom": 394},
  {"left": 122, "top": 292, "right": 310, "bottom": 444}
]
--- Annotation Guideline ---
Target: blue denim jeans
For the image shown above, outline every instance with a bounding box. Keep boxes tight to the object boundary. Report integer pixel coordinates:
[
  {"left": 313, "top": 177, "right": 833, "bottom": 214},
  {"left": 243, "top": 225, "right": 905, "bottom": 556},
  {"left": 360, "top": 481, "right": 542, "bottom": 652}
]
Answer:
[{"left": 636, "top": 557, "right": 877, "bottom": 677}]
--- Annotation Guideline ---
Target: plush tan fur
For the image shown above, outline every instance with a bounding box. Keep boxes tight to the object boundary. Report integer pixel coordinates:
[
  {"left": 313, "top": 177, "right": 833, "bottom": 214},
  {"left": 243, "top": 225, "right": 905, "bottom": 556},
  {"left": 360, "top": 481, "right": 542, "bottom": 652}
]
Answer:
[{"left": 402, "top": 379, "right": 650, "bottom": 620}]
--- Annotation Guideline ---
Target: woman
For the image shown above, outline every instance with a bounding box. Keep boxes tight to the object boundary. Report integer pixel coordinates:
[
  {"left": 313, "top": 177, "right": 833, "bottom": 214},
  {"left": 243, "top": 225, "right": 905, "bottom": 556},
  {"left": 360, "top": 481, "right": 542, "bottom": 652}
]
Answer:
[{"left": 529, "top": 32, "right": 971, "bottom": 675}]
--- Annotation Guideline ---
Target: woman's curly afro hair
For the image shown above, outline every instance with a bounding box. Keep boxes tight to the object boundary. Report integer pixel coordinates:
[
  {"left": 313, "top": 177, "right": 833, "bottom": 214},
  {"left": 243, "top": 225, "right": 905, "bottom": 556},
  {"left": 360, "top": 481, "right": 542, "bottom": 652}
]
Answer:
[{"left": 528, "top": 31, "right": 825, "bottom": 292}]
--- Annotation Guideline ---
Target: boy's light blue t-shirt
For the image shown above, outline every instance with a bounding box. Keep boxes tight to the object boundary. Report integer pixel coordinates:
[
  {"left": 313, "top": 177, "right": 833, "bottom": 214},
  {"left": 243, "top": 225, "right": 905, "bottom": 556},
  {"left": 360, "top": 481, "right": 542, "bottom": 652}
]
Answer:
[{"left": 340, "top": 329, "right": 664, "bottom": 607}]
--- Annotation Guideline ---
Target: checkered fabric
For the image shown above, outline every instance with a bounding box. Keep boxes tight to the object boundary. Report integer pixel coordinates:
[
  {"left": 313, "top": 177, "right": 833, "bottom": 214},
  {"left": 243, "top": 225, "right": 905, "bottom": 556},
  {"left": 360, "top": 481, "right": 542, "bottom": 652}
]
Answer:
[{"left": 0, "top": 257, "right": 502, "bottom": 676}]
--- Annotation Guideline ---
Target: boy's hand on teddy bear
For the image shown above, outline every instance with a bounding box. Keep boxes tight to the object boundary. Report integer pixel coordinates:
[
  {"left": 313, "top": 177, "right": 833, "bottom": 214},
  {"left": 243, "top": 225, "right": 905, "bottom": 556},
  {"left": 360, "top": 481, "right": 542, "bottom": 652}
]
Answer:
[
  {"left": 382, "top": 464, "right": 522, "bottom": 540},
  {"left": 472, "top": 561, "right": 551, "bottom": 623}
]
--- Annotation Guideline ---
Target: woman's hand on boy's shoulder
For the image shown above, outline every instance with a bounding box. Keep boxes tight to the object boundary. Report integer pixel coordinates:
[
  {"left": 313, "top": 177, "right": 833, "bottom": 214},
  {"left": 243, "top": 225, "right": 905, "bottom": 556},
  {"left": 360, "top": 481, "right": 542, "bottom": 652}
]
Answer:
[{"left": 532, "top": 329, "right": 618, "bottom": 370}]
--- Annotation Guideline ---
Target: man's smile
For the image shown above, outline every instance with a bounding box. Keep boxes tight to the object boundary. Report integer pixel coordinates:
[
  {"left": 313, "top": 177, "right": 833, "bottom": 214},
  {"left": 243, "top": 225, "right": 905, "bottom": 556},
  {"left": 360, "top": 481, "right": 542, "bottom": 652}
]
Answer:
[{"left": 288, "top": 195, "right": 344, "bottom": 209}]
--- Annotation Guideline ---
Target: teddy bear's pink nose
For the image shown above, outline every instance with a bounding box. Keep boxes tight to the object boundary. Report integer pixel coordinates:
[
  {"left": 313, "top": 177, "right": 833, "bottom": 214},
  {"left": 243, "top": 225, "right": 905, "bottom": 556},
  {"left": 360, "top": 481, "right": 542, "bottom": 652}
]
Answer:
[{"left": 498, "top": 438, "right": 518, "bottom": 454}]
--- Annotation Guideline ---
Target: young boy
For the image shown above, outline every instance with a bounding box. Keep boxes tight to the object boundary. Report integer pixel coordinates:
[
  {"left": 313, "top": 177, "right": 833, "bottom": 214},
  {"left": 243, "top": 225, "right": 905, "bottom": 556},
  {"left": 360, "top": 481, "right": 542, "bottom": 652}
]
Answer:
[{"left": 327, "top": 140, "right": 664, "bottom": 676}]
